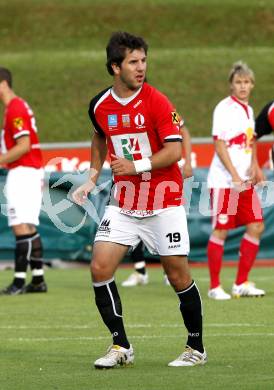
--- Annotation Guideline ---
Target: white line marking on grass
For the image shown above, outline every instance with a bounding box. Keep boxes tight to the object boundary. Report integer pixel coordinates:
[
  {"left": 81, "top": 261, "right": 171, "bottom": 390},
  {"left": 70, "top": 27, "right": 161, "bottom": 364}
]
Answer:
[
  {"left": 3, "top": 333, "right": 274, "bottom": 342},
  {"left": 0, "top": 323, "right": 273, "bottom": 329}
]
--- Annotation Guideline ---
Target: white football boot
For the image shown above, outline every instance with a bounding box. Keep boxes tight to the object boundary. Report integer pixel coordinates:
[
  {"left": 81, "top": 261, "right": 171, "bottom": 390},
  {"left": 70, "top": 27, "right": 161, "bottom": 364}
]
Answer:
[
  {"left": 232, "top": 281, "right": 265, "bottom": 298},
  {"left": 94, "top": 344, "right": 134, "bottom": 369},
  {"left": 208, "top": 286, "right": 231, "bottom": 300},
  {"left": 168, "top": 346, "right": 207, "bottom": 367},
  {"left": 121, "top": 272, "right": 149, "bottom": 287}
]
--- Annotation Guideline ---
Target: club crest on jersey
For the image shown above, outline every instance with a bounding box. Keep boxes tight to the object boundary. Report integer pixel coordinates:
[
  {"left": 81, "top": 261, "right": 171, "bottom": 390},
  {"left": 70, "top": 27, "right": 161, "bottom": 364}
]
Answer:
[
  {"left": 108, "top": 114, "right": 118, "bottom": 129},
  {"left": 134, "top": 113, "right": 145, "bottom": 129},
  {"left": 171, "top": 111, "right": 180, "bottom": 124},
  {"left": 13, "top": 117, "right": 23, "bottom": 130},
  {"left": 122, "top": 114, "right": 130, "bottom": 128}
]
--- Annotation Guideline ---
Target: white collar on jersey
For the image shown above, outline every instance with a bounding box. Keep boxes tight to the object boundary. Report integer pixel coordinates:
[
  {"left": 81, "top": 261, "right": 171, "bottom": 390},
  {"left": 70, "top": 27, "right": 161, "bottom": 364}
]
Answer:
[{"left": 110, "top": 86, "right": 142, "bottom": 106}]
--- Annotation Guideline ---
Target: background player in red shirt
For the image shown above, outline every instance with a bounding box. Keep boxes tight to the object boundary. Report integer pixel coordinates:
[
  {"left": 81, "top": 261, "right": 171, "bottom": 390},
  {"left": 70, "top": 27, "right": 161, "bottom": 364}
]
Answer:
[
  {"left": 0, "top": 67, "right": 47, "bottom": 295},
  {"left": 73, "top": 32, "right": 206, "bottom": 368}
]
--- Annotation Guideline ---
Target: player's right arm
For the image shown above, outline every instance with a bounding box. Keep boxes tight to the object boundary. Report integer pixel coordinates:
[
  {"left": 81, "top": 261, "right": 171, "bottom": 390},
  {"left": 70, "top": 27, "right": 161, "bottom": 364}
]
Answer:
[
  {"left": 72, "top": 132, "right": 107, "bottom": 205},
  {"left": 214, "top": 139, "right": 243, "bottom": 185},
  {"left": 212, "top": 101, "right": 244, "bottom": 189}
]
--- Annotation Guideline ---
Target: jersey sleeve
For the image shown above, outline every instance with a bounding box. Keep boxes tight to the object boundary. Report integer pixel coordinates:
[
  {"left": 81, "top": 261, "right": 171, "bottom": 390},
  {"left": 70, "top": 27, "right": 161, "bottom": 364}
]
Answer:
[
  {"left": 151, "top": 91, "right": 182, "bottom": 143},
  {"left": 88, "top": 100, "right": 105, "bottom": 137},
  {"left": 255, "top": 101, "right": 274, "bottom": 138},
  {"left": 7, "top": 101, "right": 31, "bottom": 140},
  {"left": 212, "top": 102, "right": 231, "bottom": 140}
]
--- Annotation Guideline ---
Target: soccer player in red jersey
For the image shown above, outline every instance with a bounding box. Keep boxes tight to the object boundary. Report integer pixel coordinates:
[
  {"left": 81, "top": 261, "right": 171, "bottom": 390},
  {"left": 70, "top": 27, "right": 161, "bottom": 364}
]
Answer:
[
  {"left": 0, "top": 67, "right": 47, "bottom": 295},
  {"left": 73, "top": 32, "right": 206, "bottom": 368},
  {"left": 255, "top": 100, "right": 274, "bottom": 170},
  {"left": 207, "top": 62, "right": 265, "bottom": 300}
]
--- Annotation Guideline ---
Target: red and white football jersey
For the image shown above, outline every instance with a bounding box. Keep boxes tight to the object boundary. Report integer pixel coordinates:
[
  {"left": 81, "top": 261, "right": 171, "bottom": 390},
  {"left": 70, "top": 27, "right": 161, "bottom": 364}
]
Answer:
[
  {"left": 1, "top": 97, "right": 42, "bottom": 169},
  {"left": 207, "top": 95, "right": 255, "bottom": 188},
  {"left": 89, "top": 82, "right": 183, "bottom": 210}
]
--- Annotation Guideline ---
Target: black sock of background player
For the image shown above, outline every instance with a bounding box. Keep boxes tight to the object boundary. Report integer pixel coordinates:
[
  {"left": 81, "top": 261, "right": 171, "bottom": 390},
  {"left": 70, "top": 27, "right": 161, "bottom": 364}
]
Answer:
[
  {"left": 13, "top": 234, "right": 33, "bottom": 288},
  {"left": 176, "top": 281, "right": 204, "bottom": 353},
  {"left": 29, "top": 233, "right": 45, "bottom": 285},
  {"left": 131, "top": 242, "right": 146, "bottom": 275},
  {"left": 93, "top": 278, "right": 130, "bottom": 349}
]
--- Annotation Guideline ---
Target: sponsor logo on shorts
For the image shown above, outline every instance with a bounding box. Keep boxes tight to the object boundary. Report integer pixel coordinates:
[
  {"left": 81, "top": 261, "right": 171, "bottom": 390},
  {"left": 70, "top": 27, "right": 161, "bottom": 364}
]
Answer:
[
  {"left": 98, "top": 219, "right": 111, "bottom": 234},
  {"left": 168, "top": 244, "right": 181, "bottom": 249},
  {"left": 218, "top": 214, "right": 229, "bottom": 225},
  {"left": 120, "top": 209, "right": 154, "bottom": 217}
]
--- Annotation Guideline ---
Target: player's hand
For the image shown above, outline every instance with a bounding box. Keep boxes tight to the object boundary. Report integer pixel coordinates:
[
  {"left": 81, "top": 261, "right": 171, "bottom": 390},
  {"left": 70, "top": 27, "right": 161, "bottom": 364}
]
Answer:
[
  {"left": 182, "top": 162, "right": 193, "bottom": 178},
  {"left": 248, "top": 164, "right": 266, "bottom": 186},
  {"left": 72, "top": 181, "right": 95, "bottom": 205},
  {"left": 110, "top": 154, "right": 137, "bottom": 175},
  {"left": 231, "top": 173, "right": 248, "bottom": 192}
]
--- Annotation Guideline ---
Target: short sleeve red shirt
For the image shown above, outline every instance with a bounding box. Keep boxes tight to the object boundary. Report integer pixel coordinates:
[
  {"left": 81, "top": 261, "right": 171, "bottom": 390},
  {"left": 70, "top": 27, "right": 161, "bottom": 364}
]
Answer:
[
  {"left": 89, "top": 83, "right": 183, "bottom": 210},
  {"left": 1, "top": 97, "right": 43, "bottom": 169}
]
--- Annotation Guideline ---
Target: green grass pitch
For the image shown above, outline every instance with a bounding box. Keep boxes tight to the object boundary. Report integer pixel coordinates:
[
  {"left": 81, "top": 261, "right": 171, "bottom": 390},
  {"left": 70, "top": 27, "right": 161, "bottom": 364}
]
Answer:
[{"left": 0, "top": 265, "right": 274, "bottom": 390}]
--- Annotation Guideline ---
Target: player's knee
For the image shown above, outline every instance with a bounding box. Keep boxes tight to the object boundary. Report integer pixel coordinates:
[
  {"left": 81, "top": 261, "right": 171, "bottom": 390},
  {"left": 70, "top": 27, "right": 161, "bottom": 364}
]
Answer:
[
  {"left": 90, "top": 259, "right": 111, "bottom": 281},
  {"left": 213, "top": 229, "right": 228, "bottom": 241},
  {"left": 247, "top": 222, "right": 264, "bottom": 237},
  {"left": 168, "top": 271, "right": 192, "bottom": 290}
]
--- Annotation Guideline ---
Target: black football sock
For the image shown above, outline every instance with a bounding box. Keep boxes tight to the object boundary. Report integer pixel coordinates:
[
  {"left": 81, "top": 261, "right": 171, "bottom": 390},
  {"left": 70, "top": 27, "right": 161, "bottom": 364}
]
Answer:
[
  {"left": 132, "top": 243, "right": 146, "bottom": 275},
  {"left": 29, "top": 232, "right": 45, "bottom": 285},
  {"left": 13, "top": 234, "right": 33, "bottom": 288},
  {"left": 176, "top": 281, "right": 204, "bottom": 353},
  {"left": 93, "top": 278, "right": 130, "bottom": 349}
]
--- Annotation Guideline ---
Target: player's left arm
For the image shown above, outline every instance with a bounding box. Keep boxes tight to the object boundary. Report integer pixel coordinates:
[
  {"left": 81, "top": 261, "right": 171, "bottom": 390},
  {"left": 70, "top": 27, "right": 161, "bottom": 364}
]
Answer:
[
  {"left": 249, "top": 139, "right": 266, "bottom": 184},
  {"left": 0, "top": 135, "right": 30, "bottom": 166}
]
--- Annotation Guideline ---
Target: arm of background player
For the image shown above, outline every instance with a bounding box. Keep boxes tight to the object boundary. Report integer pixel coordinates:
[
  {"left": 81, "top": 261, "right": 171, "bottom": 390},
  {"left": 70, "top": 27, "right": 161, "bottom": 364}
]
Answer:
[
  {"left": 249, "top": 140, "right": 266, "bottom": 184},
  {"left": 72, "top": 132, "right": 107, "bottom": 205},
  {"left": 214, "top": 139, "right": 245, "bottom": 189},
  {"left": 180, "top": 125, "right": 193, "bottom": 178},
  {"left": 0, "top": 135, "right": 30, "bottom": 166}
]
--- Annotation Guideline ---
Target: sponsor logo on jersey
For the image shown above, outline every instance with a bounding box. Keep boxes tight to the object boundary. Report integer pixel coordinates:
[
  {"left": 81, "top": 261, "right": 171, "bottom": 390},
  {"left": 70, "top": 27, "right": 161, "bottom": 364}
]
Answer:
[
  {"left": 13, "top": 117, "right": 24, "bottom": 130},
  {"left": 133, "top": 99, "right": 142, "bottom": 109},
  {"left": 121, "top": 137, "right": 142, "bottom": 160},
  {"left": 108, "top": 114, "right": 118, "bottom": 128},
  {"left": 134, "top": 113, "right": 145, "bottom": 128},
  {"left": 111, "top": 132, "right": 152, "bottom": 160},
  {"left": 122, "top": 114, "right": 130, "bottom": 128},
  {"left": 171, "top": 111, "right": 180, "bottom": 124}
]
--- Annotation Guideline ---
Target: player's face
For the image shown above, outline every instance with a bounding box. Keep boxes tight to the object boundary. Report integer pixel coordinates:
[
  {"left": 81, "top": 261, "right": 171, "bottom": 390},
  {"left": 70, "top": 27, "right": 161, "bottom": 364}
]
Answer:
[
  {"left": 230, "top": 74, "right": 254, "bottom": 103},
  {"left": 115, "top": 48, "right": 147, "bottom": 92}
]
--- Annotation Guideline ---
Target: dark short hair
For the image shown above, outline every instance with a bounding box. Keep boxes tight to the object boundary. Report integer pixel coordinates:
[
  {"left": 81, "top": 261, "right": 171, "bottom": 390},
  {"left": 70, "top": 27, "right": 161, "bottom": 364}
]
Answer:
[
  {"left": 106, "top": 31, "right": 148, "bottom": 76},
  {"left": 0, "top": 67, "right": 12, "bottom": 87}
]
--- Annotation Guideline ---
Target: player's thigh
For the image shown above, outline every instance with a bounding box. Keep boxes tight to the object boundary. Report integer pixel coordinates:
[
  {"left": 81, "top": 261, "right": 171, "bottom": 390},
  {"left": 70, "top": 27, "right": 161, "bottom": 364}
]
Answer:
[
  {"left": 236, "top": 187, "right": 263, "bottom": 226},
  {"left": 91, "top": 241, "right": 129, "bottom": 281},
  {"left": 140, "top": 206, "right": 190, "bottom": 256},
  {"left": 210, "top": 188, "right": 237, "bottom": 229}
]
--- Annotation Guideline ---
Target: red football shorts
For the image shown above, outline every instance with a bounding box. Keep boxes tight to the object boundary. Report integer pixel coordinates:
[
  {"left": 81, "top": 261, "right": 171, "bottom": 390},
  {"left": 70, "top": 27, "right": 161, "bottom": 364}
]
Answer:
[{"left": 210, "top": 187, "right": 263, "bottom": 230}]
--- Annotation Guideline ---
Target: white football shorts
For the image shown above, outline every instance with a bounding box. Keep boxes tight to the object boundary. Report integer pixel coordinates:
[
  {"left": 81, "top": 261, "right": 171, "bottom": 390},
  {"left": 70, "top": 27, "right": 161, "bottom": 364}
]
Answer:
[
  {"left": 94, "top": 205, "right": 190, "bottom": 256},
  {"left": 5, "top": 166, "right": 44, "bottom": 226}
]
